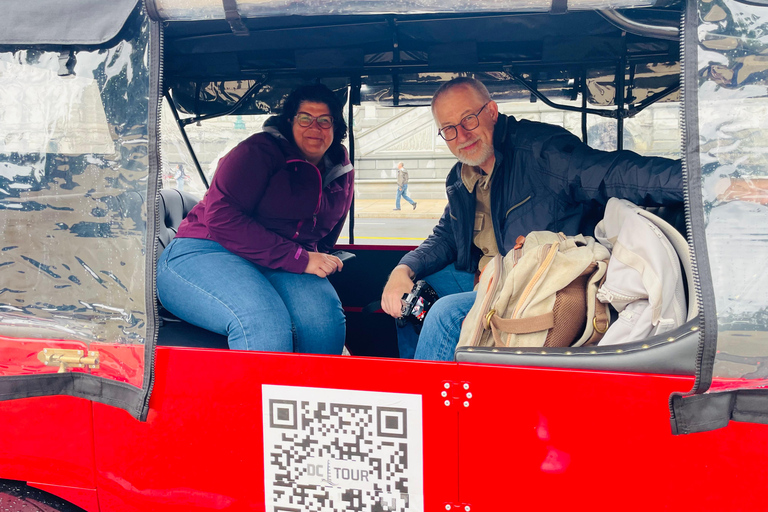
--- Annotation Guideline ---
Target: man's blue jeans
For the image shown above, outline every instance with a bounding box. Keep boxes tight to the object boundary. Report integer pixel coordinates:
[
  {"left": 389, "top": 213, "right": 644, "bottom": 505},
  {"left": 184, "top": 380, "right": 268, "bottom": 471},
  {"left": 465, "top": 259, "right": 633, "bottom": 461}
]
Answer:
[
  {"left": 397, "top": 263, "right": 476, "bottom": 360},
  {"left": 395, "top": 183, "right": 416, "bottom": 209},
  {"left": 157, "top": 237, "right": 345, "bottom": 353}
]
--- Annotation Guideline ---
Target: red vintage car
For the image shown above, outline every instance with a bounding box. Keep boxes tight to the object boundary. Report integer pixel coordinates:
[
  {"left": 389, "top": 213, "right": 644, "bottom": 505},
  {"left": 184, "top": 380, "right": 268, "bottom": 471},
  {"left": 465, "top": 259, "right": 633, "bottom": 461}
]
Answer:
[{"left": 1, "top": 0, "right": 768, "bottom": 510}]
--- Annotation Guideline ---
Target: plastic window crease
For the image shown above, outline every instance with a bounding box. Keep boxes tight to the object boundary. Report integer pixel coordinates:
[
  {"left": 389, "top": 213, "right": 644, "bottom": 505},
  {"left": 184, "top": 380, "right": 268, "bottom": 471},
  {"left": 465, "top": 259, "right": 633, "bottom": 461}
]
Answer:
[
  {"left": 697, "top": 0, "right": 768, "bottom": 389},
  {"left": 0, "top": 20, "right": 150, "bottom": 386}
]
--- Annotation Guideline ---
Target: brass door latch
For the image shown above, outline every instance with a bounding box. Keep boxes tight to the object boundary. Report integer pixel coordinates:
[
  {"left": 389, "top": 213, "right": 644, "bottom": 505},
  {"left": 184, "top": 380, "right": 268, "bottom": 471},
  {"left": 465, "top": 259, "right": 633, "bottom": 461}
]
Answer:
[{"left": 37, "top": 348, "right": 99, "bottom": 373}]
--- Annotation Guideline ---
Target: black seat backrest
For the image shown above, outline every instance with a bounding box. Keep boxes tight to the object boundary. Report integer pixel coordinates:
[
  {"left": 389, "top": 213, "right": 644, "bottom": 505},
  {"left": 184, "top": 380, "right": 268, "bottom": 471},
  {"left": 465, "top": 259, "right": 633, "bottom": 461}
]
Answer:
[{"left": 157, "top": 188, "right": 199, "bottom": 260}]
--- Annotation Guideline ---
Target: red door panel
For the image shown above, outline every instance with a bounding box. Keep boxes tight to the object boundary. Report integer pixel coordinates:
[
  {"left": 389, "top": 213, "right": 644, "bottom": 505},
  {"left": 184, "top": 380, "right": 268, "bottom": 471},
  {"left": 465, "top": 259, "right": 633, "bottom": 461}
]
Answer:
[
  {"left": 0, "top": 396, "right": 95, "bottom": 489},
  {"left": 457, "top": 363, "right": 768, "bottom": 510},
  {"left": 93, "top": 347, "right": 461, "bottom": 511}
]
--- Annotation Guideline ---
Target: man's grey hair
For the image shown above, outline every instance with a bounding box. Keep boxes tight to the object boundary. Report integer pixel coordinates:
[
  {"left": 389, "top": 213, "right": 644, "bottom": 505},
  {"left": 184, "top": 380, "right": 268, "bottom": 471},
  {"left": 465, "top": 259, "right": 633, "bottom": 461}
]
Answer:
[{"left": 431, "top": 77, "right": 492, "bottom": 115}]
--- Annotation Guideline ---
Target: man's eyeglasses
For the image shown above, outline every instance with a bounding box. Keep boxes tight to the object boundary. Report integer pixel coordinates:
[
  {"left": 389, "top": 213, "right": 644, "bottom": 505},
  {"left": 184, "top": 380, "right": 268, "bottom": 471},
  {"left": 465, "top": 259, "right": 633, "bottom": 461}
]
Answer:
[
  {"left": 295, "top": 112, "right": 334, "bottom": 129},
  {"left": 437, "top": 102, "right": 490, "bottom": 141}
]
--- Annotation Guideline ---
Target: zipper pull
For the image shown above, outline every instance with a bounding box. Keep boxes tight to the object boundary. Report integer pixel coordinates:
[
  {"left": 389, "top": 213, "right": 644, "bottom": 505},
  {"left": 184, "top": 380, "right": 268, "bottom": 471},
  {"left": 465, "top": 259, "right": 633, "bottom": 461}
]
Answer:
[
  {"left": 312, "top": 214, "right": 317, "bottom": 231},
  {"left": 596, "top": 288, "right": 613, "bottom": 303}
]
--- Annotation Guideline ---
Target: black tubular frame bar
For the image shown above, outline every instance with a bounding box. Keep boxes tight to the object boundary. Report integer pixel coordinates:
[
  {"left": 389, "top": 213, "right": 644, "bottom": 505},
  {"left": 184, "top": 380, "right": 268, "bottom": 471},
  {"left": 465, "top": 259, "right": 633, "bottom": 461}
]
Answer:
[{"left": 164, "top": 91, "right": 210, "bottom": 189}]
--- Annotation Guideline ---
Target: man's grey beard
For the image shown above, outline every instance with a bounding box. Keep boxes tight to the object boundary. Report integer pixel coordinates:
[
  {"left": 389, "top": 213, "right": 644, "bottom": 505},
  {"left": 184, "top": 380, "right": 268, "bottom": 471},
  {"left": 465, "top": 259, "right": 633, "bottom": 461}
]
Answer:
[{"left": 456, "top": 140, "right": 494, "bottom": 168}]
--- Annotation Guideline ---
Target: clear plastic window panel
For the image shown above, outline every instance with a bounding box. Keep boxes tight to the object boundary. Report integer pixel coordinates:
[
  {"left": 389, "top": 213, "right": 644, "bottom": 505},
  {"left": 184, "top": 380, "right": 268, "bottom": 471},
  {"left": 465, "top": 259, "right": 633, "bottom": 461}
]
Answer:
[
  {"left": 347, "top": 91, "right": 679, "bottom": 245},
  {"left": 0, "top": 22, "right": 150, "bottom": 349},
  {"left": 151, "top": 0, "right": 656, "bottom": 20},
  {"left": 697, "top": 0, "right": 768, "bottom": 386}
]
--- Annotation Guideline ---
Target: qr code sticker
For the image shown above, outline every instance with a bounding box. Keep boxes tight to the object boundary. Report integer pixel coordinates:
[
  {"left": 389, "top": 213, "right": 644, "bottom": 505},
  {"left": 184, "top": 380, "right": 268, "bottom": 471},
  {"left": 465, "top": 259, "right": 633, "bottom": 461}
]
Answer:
[{"left": 262, "top": 385, "right": 423, "bottom": 512}]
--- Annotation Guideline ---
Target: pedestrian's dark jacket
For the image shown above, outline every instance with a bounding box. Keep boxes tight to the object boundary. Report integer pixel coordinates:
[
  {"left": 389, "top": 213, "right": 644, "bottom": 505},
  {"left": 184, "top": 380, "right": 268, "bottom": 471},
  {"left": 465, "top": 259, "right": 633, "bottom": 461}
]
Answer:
[
  {"left": 176, "top": 117, "right": 354, "bottom": 273},
  {"left": 399, "top": 113, "right": 683, "bottom": 278}
]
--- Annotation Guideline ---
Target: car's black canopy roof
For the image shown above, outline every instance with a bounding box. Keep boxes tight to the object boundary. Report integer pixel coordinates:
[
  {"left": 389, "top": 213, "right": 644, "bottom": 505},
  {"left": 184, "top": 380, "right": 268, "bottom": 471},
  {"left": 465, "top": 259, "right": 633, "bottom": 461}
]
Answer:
[
  {"left": 1, "top": 0, "right": 682, "bottom": 116},
  {"left": 158, "top": 4, "right": 682, "bottom": 116}
]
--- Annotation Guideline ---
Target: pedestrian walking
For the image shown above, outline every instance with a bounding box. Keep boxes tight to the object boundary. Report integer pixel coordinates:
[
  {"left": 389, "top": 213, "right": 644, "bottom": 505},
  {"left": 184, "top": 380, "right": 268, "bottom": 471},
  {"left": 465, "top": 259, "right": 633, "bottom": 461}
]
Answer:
[
  {"left": 394, "top": 162, "right": 417, "bottom": 210},
  {"left": 174, "top": 164, "right": 188, "bottom": 192}
]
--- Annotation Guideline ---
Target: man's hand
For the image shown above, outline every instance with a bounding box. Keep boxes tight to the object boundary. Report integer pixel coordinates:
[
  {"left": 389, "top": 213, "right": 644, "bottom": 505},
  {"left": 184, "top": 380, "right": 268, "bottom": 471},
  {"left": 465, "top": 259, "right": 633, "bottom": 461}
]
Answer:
[
  {"left": 381, "top": 265, "right": 415, "bottom": 318},
  {"left": 304, "top": 252, "right": 343, "bottom": 278}
]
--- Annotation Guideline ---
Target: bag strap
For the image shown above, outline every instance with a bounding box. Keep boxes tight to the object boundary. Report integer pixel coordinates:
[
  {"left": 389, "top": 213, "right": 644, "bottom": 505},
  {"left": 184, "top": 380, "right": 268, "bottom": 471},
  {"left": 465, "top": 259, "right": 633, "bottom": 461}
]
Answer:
[
  {"left": 583, "top": 294, "right": 610, "bottom": 346},
  {"left": 489, "top": 312, "right": 555, "bottom": 347},
  {"left": 576, "top": 261, "right": 610, "bottom": 347}
]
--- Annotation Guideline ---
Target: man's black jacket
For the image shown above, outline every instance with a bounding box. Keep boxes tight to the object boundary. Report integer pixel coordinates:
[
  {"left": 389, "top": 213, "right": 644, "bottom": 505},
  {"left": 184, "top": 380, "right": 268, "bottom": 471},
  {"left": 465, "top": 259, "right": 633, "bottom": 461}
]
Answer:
[{"left": 399, "top": 113, "right": 683, "bottom": 279}]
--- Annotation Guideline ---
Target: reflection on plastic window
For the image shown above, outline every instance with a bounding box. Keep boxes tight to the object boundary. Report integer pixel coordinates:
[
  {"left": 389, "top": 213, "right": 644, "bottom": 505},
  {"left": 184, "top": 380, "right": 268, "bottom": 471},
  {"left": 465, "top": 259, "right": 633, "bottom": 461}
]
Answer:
[
  {"left": 696, "top": 0, "right": 768, "bottom": 386},
  {"left": 0, "top": 54, "right": 114, "bottom": 155},
  {"left": 0, "top": 34, "right": 150, "bottom": 356}
]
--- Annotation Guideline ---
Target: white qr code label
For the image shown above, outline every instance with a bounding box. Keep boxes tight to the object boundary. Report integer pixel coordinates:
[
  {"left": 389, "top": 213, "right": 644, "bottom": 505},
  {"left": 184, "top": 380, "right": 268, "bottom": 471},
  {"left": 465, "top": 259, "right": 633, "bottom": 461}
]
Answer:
[{"left": 262, "top": 385, "right": 424, "bottom": 512}]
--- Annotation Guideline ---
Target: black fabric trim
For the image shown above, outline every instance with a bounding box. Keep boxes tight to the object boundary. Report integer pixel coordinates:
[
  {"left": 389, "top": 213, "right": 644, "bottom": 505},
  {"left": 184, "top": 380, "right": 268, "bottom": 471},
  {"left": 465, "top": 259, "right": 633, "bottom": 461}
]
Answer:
[
  {"left": 0, "top": 374, "right": 145, "bottom": 418},
  {"left": 551, "top": 0, "right": 568, "bottom": 14},
  {"left": 670, "top": 0, "right": 723, "bottom": 437},
  {"left": 732, "top": 390, "right": 768, "bottom": 424},
  {"left": 670, "top": 392, "right": 733, "bottom": 434},
  {"left": 671, "top": 390, "right": 768, "bottom": 434},
  {"left": 222, "top": 0, "right": 250, "bottom": 36},
  {"left": 139, "top": 17, "right": 164, "bottom": 422},
  {"left": 682, "top": 0, "right": 717, "bottom": 395},
  {"left": 1, "top": 0, "right": 140, "bottom": 45}
]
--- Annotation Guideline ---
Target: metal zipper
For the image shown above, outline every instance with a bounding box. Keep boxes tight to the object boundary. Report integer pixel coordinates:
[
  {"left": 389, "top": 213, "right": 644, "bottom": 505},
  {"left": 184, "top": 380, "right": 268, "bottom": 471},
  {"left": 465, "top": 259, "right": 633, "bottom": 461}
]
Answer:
[
  {"left": 681, "top": 0, "right": 707, "bottom": 396},
  {"left": 293, "top": 220, "right": 304, "bottom": 239},
  {"left": 141, "top": 12, "right": 164, "bottom": 421},
  {"left": 670, "top": 1, "right": 710, "bottom": 429},
  {"left": 286, "top": 159, "right": 323, "bottom": 236},
  {"left": 595, "top": 288, "right": 644, "bottom": 304}
]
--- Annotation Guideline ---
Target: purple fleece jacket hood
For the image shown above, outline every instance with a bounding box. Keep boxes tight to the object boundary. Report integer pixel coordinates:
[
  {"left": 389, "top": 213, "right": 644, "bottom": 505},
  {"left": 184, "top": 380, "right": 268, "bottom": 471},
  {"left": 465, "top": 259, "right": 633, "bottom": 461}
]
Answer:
[{"left": 175, "top": 122, "right": 354, "bottom": 273}]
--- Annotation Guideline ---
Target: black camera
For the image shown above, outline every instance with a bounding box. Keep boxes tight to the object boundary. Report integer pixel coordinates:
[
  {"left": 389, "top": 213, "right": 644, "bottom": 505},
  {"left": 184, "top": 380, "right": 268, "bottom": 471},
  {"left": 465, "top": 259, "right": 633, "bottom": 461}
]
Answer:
[{"left": 396, "top": 280, "right": 439, "bottom": 334}]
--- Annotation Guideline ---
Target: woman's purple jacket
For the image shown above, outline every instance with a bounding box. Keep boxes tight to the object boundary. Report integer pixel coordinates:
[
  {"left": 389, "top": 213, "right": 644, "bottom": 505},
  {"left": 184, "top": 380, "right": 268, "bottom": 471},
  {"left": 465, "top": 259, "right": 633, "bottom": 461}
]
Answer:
[{"left": 175, "top": 125, "right": 355, "bottom": 273}]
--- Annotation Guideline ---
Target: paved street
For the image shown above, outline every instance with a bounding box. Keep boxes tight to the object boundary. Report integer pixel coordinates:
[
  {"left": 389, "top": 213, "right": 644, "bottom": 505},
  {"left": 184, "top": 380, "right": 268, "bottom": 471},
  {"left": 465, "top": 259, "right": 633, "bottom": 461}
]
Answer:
[
  {"left": 352, "top": 198, "right": 446, "bottom": 220},
  {"left": 337, "top": 198, "right": 446, "bottom": 246}
]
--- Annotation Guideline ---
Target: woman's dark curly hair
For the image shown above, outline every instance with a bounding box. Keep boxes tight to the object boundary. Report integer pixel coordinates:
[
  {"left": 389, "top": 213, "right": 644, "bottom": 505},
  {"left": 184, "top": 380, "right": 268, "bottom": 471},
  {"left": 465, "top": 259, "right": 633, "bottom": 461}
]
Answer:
[{"left": 277, "top": 83, "right": 348, "bottom": 162}]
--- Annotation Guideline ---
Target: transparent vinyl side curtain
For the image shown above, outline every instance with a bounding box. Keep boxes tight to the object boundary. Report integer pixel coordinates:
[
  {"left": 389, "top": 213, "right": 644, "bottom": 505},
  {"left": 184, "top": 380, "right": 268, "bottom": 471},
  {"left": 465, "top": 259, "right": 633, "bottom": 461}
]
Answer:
[
  {"left": 0, "top": 16, "right": 150, "bottom": 387},
  {"left": 697, "top": 0, "right": 768, "bottom": 390}
]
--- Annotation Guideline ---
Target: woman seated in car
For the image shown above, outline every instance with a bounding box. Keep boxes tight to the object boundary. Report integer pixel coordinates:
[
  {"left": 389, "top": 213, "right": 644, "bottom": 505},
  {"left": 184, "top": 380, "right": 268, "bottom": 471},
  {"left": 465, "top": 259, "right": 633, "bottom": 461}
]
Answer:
[{"left": 157, "top": 83, "right": 354, "bottom": 353}]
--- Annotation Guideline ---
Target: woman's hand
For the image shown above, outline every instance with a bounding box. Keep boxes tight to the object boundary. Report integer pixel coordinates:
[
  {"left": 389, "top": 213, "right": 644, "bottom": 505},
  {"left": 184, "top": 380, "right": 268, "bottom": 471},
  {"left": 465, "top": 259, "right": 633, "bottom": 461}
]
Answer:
[
  {"left": 381, "top": 265, "right": 415, "bottom": 318},
  {"left": 304, "top": 251, "right": 343, "bottom": 278}
]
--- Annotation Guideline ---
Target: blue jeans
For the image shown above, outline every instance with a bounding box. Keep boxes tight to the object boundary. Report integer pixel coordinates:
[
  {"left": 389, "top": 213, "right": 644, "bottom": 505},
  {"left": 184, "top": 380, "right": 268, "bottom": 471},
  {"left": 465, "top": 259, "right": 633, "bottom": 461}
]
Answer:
[
  {"left": 395, "top": 183, "right": 416, "bottom": 209},
  {"left": 412, "top": 291, "right": 476, "bottom": 361},
  {"left": 397, "top": 263, "right": 475, "bottom": 360},
  {"left": 157, "top": 237, "right": 345, "bottom": 353}
]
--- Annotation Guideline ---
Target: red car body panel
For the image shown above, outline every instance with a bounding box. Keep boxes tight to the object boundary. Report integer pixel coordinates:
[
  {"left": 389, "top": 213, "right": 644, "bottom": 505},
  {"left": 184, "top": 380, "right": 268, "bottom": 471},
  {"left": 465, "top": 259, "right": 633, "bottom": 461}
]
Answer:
[
  {"left": 4, "top": 342, "right": 767, "bottom": 510},
  {"left": 0, "top": 396, "right": 96, "bottom": 507},
  {"left": 458, "top": 364, "right": 767, "bottom": 510},
  {"left": 91, "top": 347, "right": 461, "bottom": 511}
]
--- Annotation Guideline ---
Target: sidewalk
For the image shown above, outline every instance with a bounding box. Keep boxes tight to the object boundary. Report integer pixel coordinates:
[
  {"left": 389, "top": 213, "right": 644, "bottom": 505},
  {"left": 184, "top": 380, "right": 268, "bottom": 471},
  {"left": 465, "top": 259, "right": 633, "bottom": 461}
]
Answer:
[{"left": 353, "top": 198, "right": 447, "bottom": 219}]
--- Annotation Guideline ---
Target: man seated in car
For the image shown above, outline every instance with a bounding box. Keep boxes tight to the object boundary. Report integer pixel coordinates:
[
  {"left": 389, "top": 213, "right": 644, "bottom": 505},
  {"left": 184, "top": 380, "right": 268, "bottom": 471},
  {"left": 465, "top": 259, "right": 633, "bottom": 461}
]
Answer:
[{"left": 381, "top": 77, "right": 683, "bottom": 361}]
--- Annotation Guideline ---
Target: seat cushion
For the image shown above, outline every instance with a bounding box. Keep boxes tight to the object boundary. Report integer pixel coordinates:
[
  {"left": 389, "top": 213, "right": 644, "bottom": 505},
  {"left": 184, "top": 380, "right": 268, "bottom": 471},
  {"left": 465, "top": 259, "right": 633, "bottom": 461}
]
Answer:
[{"left": 158, "top": 188, "right": 199, "bottom": 258}]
